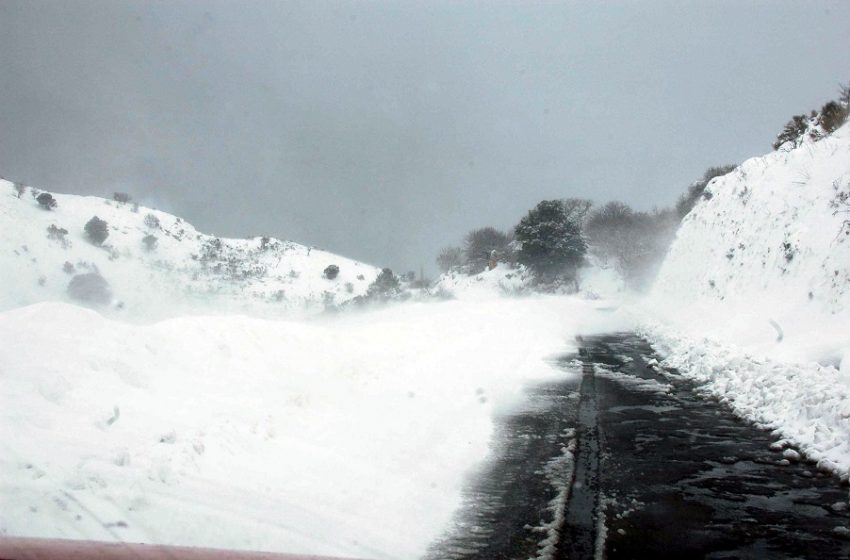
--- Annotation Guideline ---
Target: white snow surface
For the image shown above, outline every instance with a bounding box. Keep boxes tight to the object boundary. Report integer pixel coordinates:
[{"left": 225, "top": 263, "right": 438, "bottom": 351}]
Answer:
[
  {"left": 0, "top": 181, "right": 380, "bottom": 321},
  {"left": 642, "top": 122, "right": 850, "bottom": 476},
  {"left": 0, "top": 296, "right": 629, "bottom": 558},
  {"left": 434, "top": 258, "right": 625, "bottom": 302}
]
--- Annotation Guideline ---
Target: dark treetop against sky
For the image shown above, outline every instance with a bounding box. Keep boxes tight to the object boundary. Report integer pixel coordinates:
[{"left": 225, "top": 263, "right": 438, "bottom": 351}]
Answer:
[{"left": 1, "top": 1, "right": 848, "bottom": 274}]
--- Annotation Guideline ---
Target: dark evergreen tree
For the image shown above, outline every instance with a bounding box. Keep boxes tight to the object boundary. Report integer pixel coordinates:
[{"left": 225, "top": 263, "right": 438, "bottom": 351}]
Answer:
[
  {"left": 84, "top": 216, "right": 109, "bottom": 245},
  {"left": 323, "top": 264, "right": 340, "bottom": 280},
  {"left": 514, "top": 199, "right": 587, "bottom": 281},
  {"left": 36, "top": 192, "right": 57, "bottom": 210}
]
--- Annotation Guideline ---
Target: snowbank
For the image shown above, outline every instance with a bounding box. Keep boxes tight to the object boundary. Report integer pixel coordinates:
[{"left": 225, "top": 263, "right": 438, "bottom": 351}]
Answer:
[
  {"left": 643, "top": 122, "right": 850, "bottom": 475},
  {"left": 434, "top": 259, "right": 625, "bottom": 302},
  {"left": 432, "top": 263, "right": 535, "bottom": 300},
  {"left": 0, "top": 296, "right": 630, "bottom": 558},
  {"left": 0, "top": 181, "right": 380, "bottom": 321}
]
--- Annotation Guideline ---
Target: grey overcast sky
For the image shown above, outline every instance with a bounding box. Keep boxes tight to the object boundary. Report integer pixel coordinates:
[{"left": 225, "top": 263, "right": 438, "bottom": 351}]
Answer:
[{"left": 1, "top": 1, "right": 848, "bottom": 274}]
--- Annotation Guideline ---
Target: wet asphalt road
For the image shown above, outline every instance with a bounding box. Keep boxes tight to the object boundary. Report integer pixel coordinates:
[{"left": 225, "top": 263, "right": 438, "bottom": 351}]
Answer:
[{"left": 427, "top": 333, "right": 850, "bottom": 559}]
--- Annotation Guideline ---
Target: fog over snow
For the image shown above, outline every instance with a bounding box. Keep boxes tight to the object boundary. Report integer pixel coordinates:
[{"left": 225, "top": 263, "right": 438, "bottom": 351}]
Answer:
[{"left": 1, "top": 0, "right": 849, "bottom": 274}]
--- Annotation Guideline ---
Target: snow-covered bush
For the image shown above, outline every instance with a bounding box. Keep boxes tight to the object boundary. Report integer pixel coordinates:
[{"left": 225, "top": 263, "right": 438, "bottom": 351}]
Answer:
[
  {"left": 46, "top": 224, "right": 70, "bottom": 248},
  {"left": 84, "top": 216, "right": 109, "bottom": 245},
  {"left": 142, "top": 234, "right": 158, "bottom": 252},
  {"left": 772, "top": 114, "right": 809, "bottom": 151},
  {"left": 355, "top": 268, "right": 407, "bottom": 304},
  {"left": 144, "top": 213, "right": 160, "bottom": 229},
  {"left": 67, "top": 272, "right": 112, "bottom": 305}
]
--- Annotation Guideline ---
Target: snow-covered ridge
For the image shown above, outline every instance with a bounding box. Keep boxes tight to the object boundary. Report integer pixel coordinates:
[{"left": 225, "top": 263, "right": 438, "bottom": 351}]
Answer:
[
  {"left": 0, "top": 180, "right": 380, "bottom": 320},
  {"left": 650, "top": 122, "right": 850, "bottom": 363},
  {"left": 644, "top": 122, "right": 850, "bottom": 477},
  {"left": 654, "top": 123, "right": 850, "bottom": 320}
]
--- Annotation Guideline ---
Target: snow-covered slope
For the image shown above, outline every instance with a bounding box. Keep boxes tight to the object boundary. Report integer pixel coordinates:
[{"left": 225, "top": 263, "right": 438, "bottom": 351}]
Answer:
[
  {"left": 643, "top": 122, "right": 850, "bottom": 477},
  {"left": 0, "top": 180, "right": 380, "bottom": 320},
  {"left": 650, "top": 123, "right": 850, "bottom": 362}
]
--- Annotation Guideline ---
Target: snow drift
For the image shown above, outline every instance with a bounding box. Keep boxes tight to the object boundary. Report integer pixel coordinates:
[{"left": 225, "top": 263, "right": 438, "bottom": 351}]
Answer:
[
  {"left": 0, "top": 297, "right": 629, "bottom": 558},
  {"left": 644, "top": 122, "right": 850, "bottom": 476}
]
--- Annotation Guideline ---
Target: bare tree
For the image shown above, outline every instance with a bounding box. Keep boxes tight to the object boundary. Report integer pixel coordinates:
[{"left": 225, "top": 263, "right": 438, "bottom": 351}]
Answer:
[
  {"left": 839, "top": 80, "right": 850, "bottom": 107},
  {"left": 436, "top": 246, "right": 464, "bottom": 273}
]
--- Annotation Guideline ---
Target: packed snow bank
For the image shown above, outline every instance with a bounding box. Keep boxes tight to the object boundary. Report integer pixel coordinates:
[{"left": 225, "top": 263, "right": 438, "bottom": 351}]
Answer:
[
  {"left": 642, "top": 122, "right": 850, "bottom": 476},
  {"left": 0, "top": 180, "right": 379, "bottom": 321},
  {"left": 641, "top": 322, "right": 850, "bottom": 478},
  {"left": 0, "top": 296, "right": 629, "bottom": 558}
]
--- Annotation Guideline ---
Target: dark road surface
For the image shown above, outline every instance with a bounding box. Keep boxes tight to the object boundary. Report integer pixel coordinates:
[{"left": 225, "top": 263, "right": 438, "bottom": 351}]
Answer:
[{"left": 427, "top": 333, "right": 850, "bottom": 560}]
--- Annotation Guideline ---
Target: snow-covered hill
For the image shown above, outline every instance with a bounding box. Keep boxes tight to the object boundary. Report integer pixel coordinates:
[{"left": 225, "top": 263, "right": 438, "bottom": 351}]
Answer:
[
  {"left": 650, "top": 122, "right": 850, "bottom": 362},
  {"left": 643, "top": 122, "right": 850, "bottom": 477},
  {"left": 0, "top": 180, "right": 380, "bottom": 320}
]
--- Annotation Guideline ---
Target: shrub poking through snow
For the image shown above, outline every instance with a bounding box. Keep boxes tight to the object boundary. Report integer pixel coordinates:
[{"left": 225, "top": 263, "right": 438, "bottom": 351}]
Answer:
[
  {"left": 819, "top": 101, "right": 848, "bottom": 135},
  {"left": 144, "top": 213, "right": 160, "bottom": 229},
  {"left": 67, "top": 272, "right": 112, "bottom": 305},
  {"left": 62, "top": 261, "right": 75, "bottom": 274},
  {"left": 142, "top": 234, "right": 158, "bottom": 252},
  {"left": 113, "top": 192, "right": 132, "bottom": 204},
  {"left": 84, "top": 216, "right": 109, "bottom": 245},
  {"left": 46, "top": 224, "right": 70, "bottom": 248},
  {"left": 359, "top": 268, "right": 406, "bottom": 303},
  {"left": 13, "top": 182, "right": 25, "bottom": 198},
  {"left": 323, "top": 264, "right": 340, "bottom": 280},
  {"left": 773, "top": 115, "right": 809, "bottom": 150},
  {"left": 36, "top": 193, "right": 57, "bottom": 210}
]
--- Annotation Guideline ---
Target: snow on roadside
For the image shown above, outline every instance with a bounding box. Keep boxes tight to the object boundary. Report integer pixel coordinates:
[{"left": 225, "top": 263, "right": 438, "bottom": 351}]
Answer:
[
  {"left": 639, "top": 321, "right": 850, "bottom": 481},
  {"left": 0, "top": 296, "right": 629, "bottom": 558}
]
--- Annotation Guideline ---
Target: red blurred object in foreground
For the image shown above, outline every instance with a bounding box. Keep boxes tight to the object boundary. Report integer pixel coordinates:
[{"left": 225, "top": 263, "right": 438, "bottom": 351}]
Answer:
[{"left": 0, "top": 538, "right": 367, "bottom": 560}]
